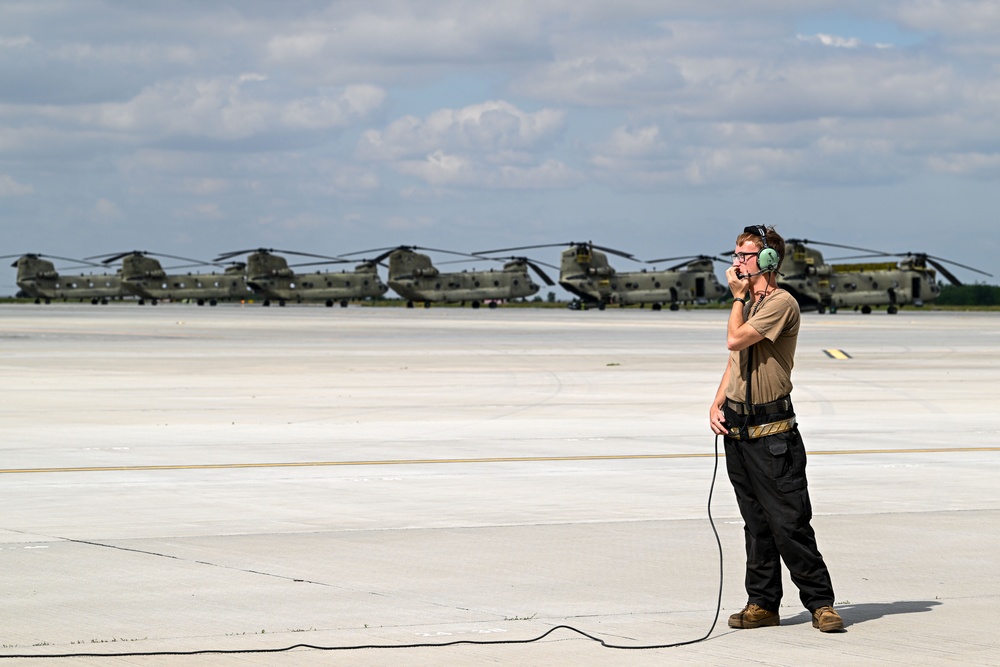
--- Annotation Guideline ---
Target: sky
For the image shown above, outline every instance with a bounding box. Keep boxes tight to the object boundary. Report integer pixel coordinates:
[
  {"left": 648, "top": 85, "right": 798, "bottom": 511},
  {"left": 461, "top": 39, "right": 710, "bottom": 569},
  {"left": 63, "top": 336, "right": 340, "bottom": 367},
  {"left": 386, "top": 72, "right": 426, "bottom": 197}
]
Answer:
[{"left": 2, "top": 0, "right": 998, "bottom": 295}]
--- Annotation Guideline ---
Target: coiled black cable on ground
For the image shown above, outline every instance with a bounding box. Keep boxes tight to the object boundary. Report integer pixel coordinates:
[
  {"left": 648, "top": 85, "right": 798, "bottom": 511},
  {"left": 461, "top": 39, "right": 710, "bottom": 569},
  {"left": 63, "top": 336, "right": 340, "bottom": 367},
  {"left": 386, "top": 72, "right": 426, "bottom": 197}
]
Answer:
[{"left": 1, "top": 436, "right": 724, "bottom": 658}]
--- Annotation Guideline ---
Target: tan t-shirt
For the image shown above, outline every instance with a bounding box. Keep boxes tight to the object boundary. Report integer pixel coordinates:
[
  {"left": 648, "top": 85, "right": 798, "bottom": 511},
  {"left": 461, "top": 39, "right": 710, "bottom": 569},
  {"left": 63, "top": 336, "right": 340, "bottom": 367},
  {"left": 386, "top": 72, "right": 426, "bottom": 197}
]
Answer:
[{"left": 725, "top": 289, "right": 800, "bottom": 404}]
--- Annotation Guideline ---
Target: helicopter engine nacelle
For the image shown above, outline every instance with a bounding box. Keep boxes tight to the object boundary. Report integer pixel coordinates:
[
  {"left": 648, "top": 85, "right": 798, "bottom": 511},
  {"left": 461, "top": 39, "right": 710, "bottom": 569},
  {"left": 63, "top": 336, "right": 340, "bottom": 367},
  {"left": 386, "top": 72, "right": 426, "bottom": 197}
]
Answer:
[
  {"left": 15, "top": 256, "right": 59, "bottom": 280},
  {"left": 122, "top": 255, "right": 166, "bottom": 280},
  {"left": 588, "top": 266, "right": 614, "bottom": 278},
  {"left": 247, "top": 253, "right": 293, "bottom": 279},
  {"left": 412, "top": 267, "right": 439, "bottom": 278}
]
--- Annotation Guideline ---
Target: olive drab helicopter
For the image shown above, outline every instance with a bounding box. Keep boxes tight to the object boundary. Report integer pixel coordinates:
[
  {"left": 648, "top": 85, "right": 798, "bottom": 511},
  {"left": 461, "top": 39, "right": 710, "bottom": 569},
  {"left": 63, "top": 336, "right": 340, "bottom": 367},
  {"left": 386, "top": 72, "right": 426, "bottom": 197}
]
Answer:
[
  {"left": 90, "top": 251, "right": 250, "bottom": 306},
  {"left": 339, "top": 245, "right": 554, "bottom": 308},
  {"left": 212, "top": 248, "right": 388, "bottom": 307},
  {"left": 3, "top": 253, "right": 127, "bottom": 304},
  {"left": 776, "top": 239, "right": 993, "bottom": 314},
  {"left": 477, "top": 242, "right": 728, "bottom": 310}
]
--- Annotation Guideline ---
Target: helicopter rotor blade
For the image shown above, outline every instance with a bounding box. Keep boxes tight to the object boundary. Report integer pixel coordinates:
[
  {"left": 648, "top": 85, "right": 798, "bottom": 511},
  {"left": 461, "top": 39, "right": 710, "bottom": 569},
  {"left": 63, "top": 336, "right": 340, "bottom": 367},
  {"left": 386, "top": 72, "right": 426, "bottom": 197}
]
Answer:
[
  {"left": 287, "top": 259, "right": 353, "bottom": 268},
  {"left": 89, "top": 250, "right": 145, "bottom": 264},
  {"left": 4, "top": 253, "right": 105, "bottom": 268},
  {"left": 916, "top": 253, "right": 993, "bottom": 278},
  {"left": 213, "top": 248, "right": 275, "bottom": 261},
  {"left": 526, "top": 260, "right": 556, "bottom": 286},
  {"left": 474, "top": 243, "right": 568, "bottom": 254},
  {"left": 921, "top": 258, "right": 963, "bottom": 286},
  {"left": 477, "top": 242, "right": 637, "bottom": 261},
  {"left": 785, "top": 239, "right": 889, "bottom": 255}
]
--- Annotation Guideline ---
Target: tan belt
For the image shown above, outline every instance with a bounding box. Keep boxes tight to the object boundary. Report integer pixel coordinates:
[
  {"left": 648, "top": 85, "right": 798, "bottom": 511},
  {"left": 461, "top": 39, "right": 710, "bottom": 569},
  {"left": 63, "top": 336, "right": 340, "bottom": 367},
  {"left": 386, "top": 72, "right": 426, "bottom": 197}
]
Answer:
[{"left": 729, "top": 418, "right": 796, "bottom": 440}]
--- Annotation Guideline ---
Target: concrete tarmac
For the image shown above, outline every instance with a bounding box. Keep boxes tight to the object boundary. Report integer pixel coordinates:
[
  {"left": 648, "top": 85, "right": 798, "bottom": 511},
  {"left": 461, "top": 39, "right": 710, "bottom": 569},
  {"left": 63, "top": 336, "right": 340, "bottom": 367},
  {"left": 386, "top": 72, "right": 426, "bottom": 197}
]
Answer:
[{"left": 1, "top": 304, "right": 998, "bottom": 666}]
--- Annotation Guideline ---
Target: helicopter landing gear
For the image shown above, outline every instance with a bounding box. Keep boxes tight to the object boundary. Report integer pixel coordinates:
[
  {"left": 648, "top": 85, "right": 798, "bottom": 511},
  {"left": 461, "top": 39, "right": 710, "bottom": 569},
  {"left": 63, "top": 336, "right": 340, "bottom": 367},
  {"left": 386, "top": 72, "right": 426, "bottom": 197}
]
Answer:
[
  {"left": 887, "top": 305, "right": 898, "bottom": 314},
  {"left": 423, "top": 301, "right": 431, "bottom": 308},
  {"left": 670, "top": 302, "right": 680, "bottom": 311},
  {"left": 471, "top": 300, "right": 481, "bottom": 309},
  {"left": 488, "top": 301, "right": 498, "bottom": 309},
  {"left": 262, "top": 300, "right": 271, "bottom": 307},
  {"left": 598, "top": 302, "right": 606, "bottom": 311},
  {"left": 150, "top": 299, "right": 158, "bottom": 306},
  {"left": 209, "top": 299, "right": 217, "bottom": 306},
  {"left": 817, "top": 304, "right": 826, "bottom": 314},
  {"left": 340, "top": 300, "right": 349, "bottom": 308},
  {"left": 861, "top": 305, "right": 872, "bottom": 314},
  {"left": 196, "top": 298, "right": 205, "bottom": 306},
  {"left": 651, "top": 303, "right": 662, "bottom": 311},
  {"left": 325, "top": 300, "right": 334, "bottom": 307},
  {"left": 406, "top": 300, "right": 415, "bottom": 308},
  {"left": 278, "top": 299, "right": 286, "bottom": 307}
]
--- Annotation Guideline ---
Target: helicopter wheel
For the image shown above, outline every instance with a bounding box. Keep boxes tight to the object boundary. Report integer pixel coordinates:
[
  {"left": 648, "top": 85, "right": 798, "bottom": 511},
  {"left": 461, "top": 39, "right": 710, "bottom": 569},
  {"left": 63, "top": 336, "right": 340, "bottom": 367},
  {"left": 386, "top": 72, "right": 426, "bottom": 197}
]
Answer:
[
  {"left": 263, "top": 300, "right": 271, "bottom": 307},
  {"left": 471, "top": 301, "right": 481, "bottom": 309},
  {"left": 138, "top": 299, "right": 145, "bottom": 306},
  {"left": 197, "top": 299, "right": 205, "bottom": 306},
  {"left": 830, "top": 306, "right": 838, "bottom": 314},
  {"left": 340, "top": 300, "right": 348, "bottom": 308},
  {"left": 151, "top": 299, "right": 158, "bottom": 306},
  {"left": 279, "top": 299, "right": 286, "bottom": 307},
  {"left": 887, "top": 305, "right": 898, "bottom": 314},
  {"left": 861, "top": 305, "right": 872, "bottom": 314},
  {"left": 598, "top": 303, "right": 606, "bottom": 311},
  {"left": 35, "top": 298, "right": 41, "bottom": 304},
  {"left": 101, "top": 298, "right": 109, "bottom": 305},
  {"left": 670, "top": 303, "right": 680, "bottom": 311},
  {"left": 209, "top": 299, "right": 217, "bottom": 306},
  {"left": 652, "top": 303, "right": 662, "bottom": 311},
  {"left": 817, "top": 305, "right": 826, "bottom": 314},
  {"left": 325, "top": 300, "right": 334, "bottom": 307},
  {"left": 406, "top": 300, "right": 415, "bottom": 308},
  {"left": 423, "top": 301, "right": 431, "bottom": 308},
  {"left": 488, "top": 301, "right": 498, "bottom": 309}
]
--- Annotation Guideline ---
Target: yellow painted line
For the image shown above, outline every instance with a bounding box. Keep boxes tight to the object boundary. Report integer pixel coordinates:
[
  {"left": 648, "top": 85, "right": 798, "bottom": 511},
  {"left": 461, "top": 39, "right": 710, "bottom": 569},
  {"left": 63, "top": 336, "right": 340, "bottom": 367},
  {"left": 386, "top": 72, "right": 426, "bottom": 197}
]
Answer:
[
  {"left": 823, "top": 349, "right": 852, "bottom": 359},
  {"left": 2, "top": 447, "right": 997, "bottom": 475}
]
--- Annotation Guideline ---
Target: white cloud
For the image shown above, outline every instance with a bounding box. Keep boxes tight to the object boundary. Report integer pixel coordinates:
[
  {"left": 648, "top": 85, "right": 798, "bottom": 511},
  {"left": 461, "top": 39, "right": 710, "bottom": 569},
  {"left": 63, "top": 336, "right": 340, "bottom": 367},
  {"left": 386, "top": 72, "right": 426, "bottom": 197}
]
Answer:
[
  {"left": 359, "top": 100, "right": 576, "bottom": 188},
  {"left": 797, "top": 33, "right": 862, "bottom": 48},
  {"left": 92, "top": 198, "right": 122, "bottom": 221},
  {"left": 0, "top": 174, "right": 33, "bottom": 196},
  {"left": 18, "top": 77, "right": 385, "bottom": 142},
  {"left": 1, "top": 35, "right": 34, "bottom": 49},
  {"left": 359, "top": 100, "right": 565, "bottom": 160}
]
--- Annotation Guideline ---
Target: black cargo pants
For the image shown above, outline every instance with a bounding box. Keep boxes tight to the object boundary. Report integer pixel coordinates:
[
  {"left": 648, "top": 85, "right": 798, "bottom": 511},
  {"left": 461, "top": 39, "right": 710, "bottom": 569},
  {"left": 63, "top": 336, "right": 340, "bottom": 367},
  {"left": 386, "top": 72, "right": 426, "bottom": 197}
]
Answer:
[{"left": 722, "top": 405, "right": 835, "bottom": 613}]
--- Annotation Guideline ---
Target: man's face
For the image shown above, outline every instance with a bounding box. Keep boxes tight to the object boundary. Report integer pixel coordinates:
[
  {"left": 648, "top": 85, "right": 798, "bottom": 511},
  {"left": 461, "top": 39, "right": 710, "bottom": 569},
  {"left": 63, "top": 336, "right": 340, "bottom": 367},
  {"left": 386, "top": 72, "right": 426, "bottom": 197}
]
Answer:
[{"left": 732, "top": 240, "right": 760, "bottom": 274}]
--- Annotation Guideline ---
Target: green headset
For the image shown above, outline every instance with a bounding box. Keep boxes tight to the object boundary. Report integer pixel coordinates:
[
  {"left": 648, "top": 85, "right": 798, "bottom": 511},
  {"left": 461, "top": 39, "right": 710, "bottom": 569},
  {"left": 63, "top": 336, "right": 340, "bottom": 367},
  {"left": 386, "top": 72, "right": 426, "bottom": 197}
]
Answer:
[{"left": 745, "top": 225, "right": 780, "bottom": 273}]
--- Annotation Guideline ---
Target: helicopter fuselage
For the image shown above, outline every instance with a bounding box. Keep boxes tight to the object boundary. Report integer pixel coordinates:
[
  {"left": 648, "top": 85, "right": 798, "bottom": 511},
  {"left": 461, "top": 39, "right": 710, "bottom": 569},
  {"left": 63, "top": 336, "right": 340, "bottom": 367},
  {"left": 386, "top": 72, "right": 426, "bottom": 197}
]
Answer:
[
  {"left": 558, "top": 248, "right": 727, "bottom": 307},
  {"left": 387, "top": 251, "right": 539, "bottom": 304},
  {"left": 245, "top": 252, "right": 388, "bottom": 305},
  {"left": 13, "top": 255, "right": 127, "bottom": 303},
  {"left": 779, "top": 243, "right": 941, "bottom": 313}
]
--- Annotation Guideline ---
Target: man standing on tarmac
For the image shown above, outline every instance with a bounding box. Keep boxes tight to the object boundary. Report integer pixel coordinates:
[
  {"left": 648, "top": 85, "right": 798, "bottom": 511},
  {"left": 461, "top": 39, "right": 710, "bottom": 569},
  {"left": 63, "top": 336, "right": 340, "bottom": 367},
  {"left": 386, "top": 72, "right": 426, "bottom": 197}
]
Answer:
[{"left": 709, "top": 225, "right": 844, "bottom": 633}]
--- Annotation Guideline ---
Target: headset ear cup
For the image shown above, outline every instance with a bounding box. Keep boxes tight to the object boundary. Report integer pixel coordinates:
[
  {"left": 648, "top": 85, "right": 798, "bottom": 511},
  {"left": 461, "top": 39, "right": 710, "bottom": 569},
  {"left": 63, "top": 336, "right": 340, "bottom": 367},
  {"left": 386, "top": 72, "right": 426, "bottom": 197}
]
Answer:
[{"left": 759, "top": 247, "right": 780, "bottom": 272}]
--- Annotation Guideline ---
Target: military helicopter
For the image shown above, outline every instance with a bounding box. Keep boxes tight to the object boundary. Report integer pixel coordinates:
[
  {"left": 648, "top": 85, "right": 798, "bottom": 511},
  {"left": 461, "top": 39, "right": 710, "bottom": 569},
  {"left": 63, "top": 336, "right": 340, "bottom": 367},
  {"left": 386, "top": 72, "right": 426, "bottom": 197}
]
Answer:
[
  {"left": 339, "top": 245, "right": 554, "bottom": 308},
  {"left": 477, "top": 242, "right": 729, "bottom": 310},
  {"left": 90, "top": 251, "right": 250, "bottom": 306},
  {"left": 3, "top": 253, "right": 127, "bottom": 304},
  {"left": 212, "top": 248, "right": 388, "bottom": 307},
  {"left": 776, "top": 239, "right": 993, "bottom": 314}
]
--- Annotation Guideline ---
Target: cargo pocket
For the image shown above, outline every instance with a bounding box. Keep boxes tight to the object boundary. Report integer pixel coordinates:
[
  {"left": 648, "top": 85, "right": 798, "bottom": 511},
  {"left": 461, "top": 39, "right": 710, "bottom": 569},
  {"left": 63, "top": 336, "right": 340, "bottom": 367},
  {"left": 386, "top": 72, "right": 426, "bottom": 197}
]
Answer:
[{"left": 768, "top": 436, "right": 807, "bottom": 492}]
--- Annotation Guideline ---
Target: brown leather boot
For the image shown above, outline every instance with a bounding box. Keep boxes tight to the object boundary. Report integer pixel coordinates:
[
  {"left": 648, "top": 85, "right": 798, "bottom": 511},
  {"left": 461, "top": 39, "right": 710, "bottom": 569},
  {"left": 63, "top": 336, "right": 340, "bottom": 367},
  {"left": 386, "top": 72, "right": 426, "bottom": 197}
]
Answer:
[
  {"left": 812, "top": 606, "right": 845, "bottom": 632},
  {"left": 728, "top": 603, "right": 780, "bottom": 629}
]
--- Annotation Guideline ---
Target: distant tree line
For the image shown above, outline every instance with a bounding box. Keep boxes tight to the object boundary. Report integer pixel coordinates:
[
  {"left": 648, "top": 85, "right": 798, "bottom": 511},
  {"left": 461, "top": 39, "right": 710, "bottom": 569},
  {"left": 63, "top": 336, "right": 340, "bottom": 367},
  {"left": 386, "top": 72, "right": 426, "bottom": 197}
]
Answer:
[{"left": 936, "top": 284, "right": 1000, "bottom": 306}]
